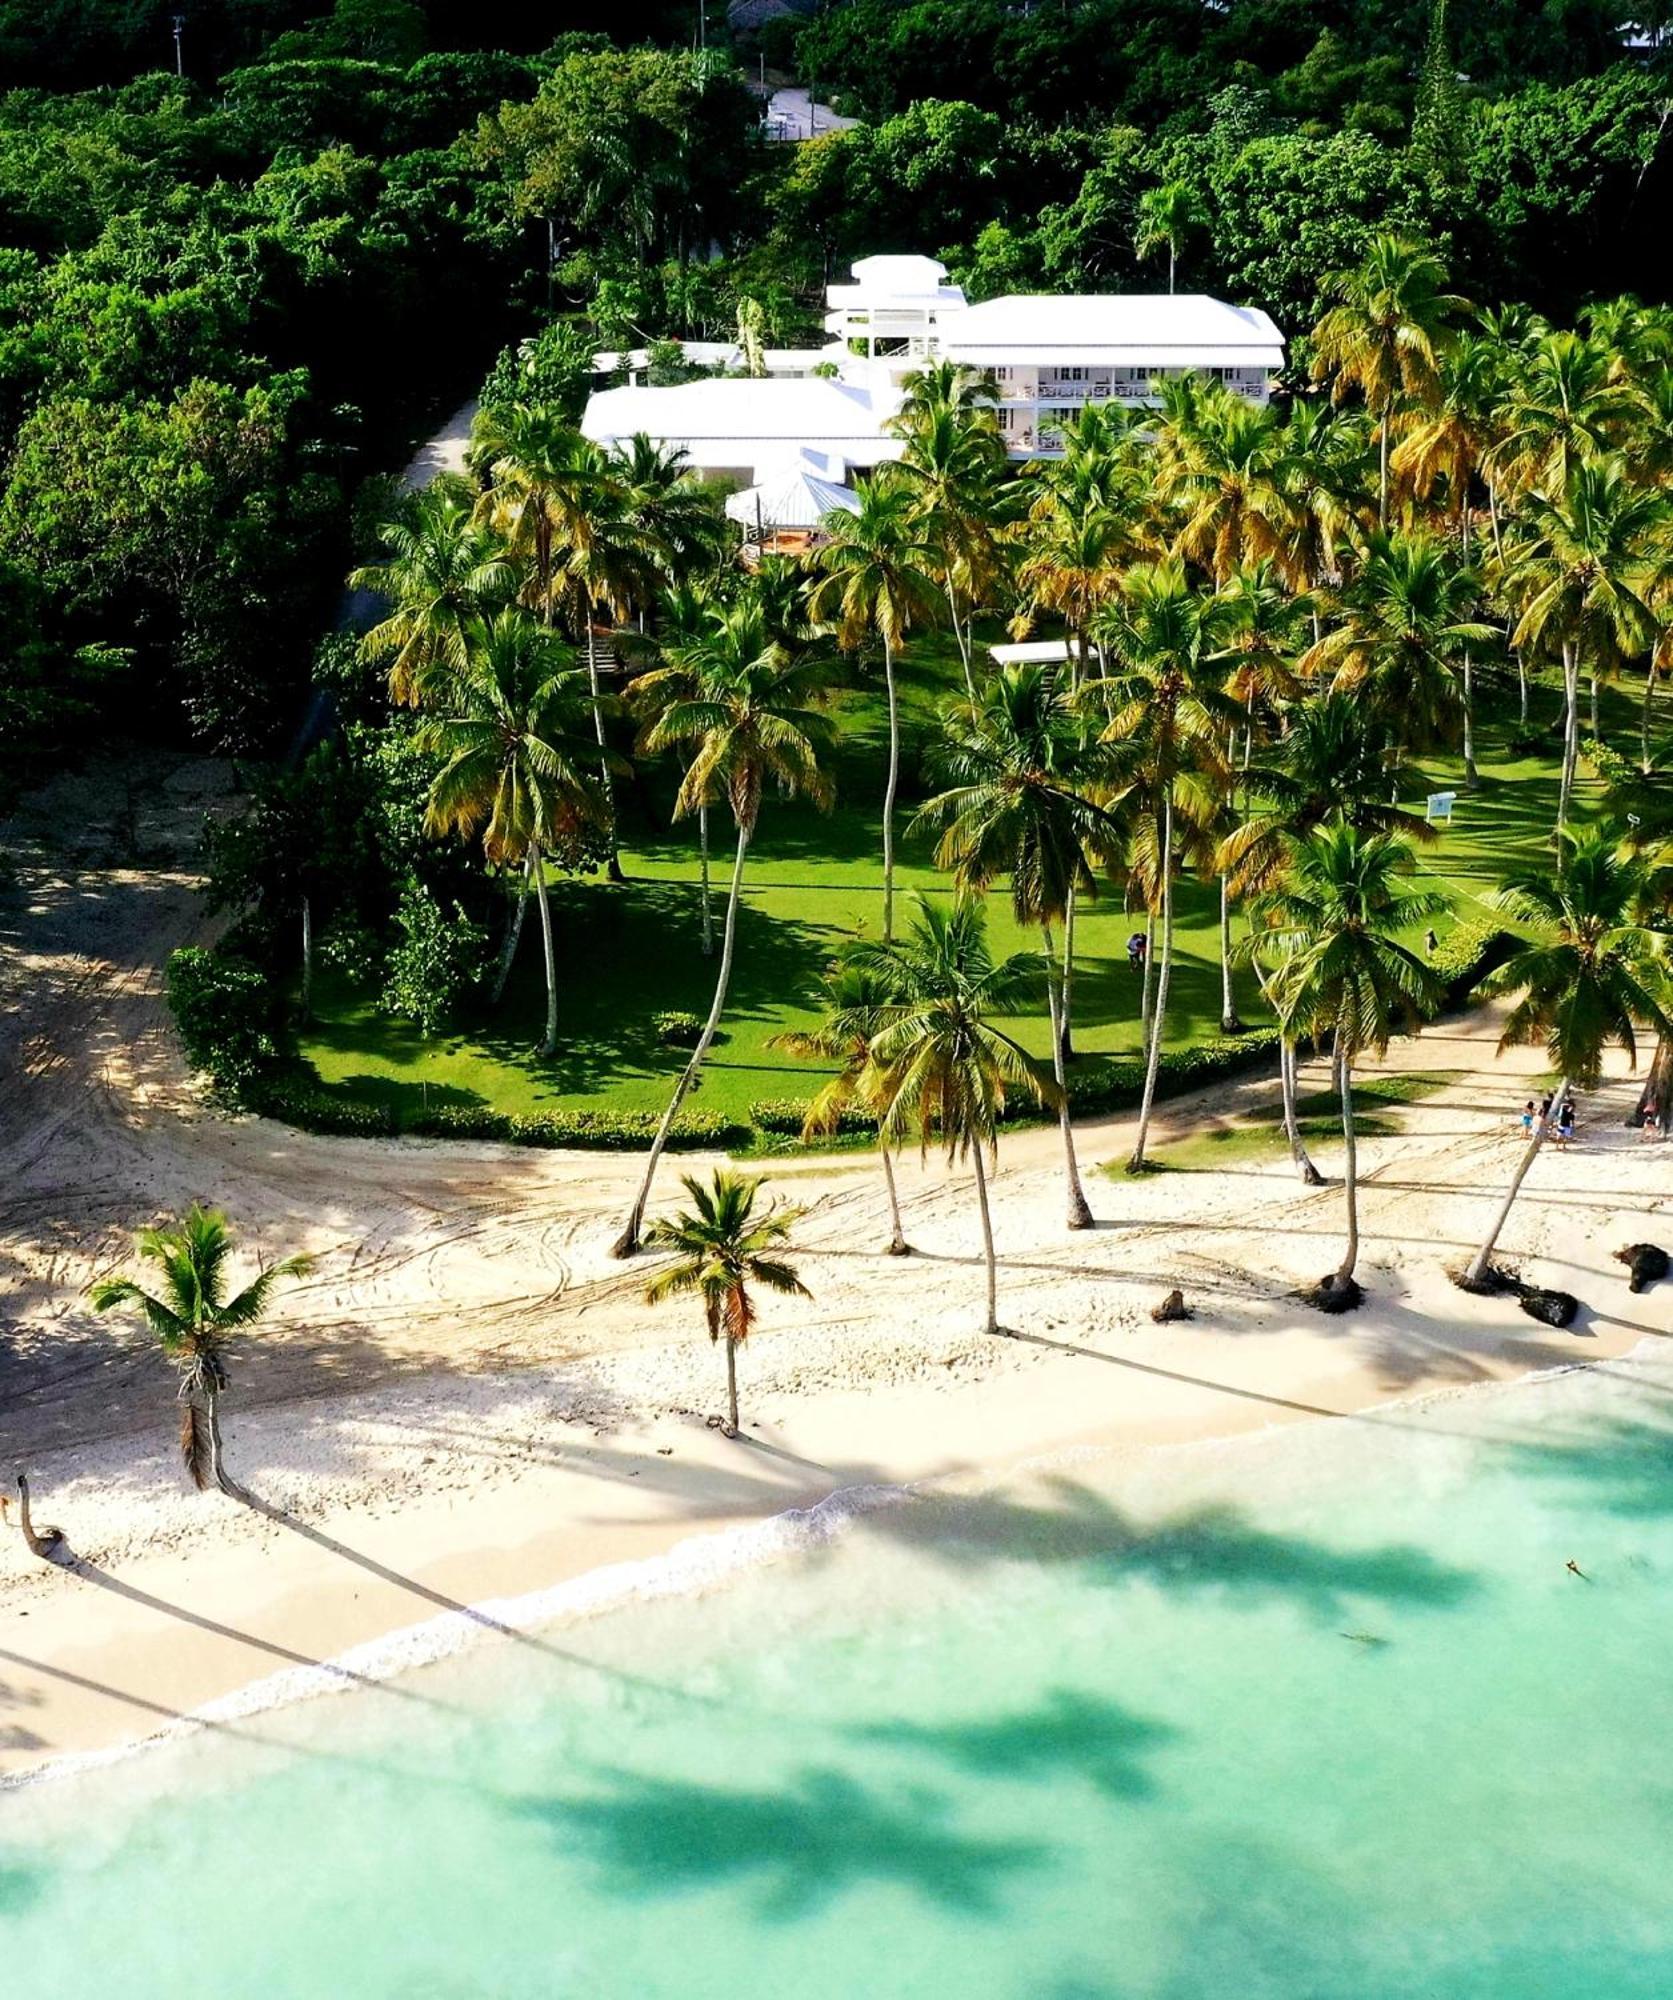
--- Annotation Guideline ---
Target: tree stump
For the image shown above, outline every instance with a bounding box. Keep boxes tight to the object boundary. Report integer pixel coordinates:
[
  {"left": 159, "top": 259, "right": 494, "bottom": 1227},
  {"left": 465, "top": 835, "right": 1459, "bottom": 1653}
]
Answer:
[{"left": 1150, "top": 1288, "right": 1193, "bottom": 1323}]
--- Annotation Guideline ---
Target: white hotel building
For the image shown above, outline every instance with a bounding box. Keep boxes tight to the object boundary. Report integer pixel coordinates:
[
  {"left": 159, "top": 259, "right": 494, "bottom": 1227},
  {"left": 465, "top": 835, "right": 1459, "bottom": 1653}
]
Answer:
[{"left": 582, "top": 254, "right": 1284, "bottom": 489}]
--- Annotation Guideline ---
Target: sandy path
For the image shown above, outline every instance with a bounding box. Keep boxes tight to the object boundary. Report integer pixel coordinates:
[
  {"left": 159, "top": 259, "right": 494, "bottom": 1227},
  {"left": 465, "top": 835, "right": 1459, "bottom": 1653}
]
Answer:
[{"left": 2, "top": 755, "right": 1669, "bottom": 1776}]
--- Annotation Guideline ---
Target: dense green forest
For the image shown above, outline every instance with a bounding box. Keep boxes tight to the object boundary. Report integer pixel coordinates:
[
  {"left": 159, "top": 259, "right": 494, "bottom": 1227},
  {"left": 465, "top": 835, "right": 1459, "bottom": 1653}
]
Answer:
[{"left": 0, "top": 0, "right": 1669, "bottom": 779}]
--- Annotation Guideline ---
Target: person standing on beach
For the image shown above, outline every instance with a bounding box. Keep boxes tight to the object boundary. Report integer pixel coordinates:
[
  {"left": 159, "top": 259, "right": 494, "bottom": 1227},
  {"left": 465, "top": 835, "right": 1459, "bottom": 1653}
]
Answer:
[
  {"left": 1520, "top": 1100, "right": 1535, "bottom": 1137},
  {"left": 1556, "top": 1096, "right": 1576, "bottom": 1147},
  {"left": 1641, "top": 1095, "right": 1661, "bottom": 1140}
]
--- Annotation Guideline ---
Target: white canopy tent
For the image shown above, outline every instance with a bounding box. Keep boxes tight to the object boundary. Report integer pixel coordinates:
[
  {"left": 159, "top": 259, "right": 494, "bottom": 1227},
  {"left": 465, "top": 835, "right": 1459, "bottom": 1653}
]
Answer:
[{"left": 725, "top": 464, "right": 861, "bottom": 537}]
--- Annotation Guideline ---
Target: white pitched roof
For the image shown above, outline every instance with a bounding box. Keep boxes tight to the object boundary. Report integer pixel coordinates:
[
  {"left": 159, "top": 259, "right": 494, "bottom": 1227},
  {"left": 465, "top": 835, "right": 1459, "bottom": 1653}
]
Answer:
[
  {"left": 850, "top": 253, "right": 950, "bottom": 287},
  {"left": 724, "top": 465, "right": 861, "bottom": 530},
  {"left": 581, "top": 376, "right": 902, "bottom": 465},
  {"left": 943, "top": 294, "right": 1284, "bottom": 367}
]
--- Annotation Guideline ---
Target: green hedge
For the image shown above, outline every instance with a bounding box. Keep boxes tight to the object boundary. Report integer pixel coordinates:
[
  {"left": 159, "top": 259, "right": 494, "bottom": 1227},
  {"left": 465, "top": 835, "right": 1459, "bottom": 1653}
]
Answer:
[
  {"left": 166, "top": 946, "right": 290, "bottom": 1106},
  {"left": 750, "top": 1098, "right": 876, "bottom": 1139},
  {"left": 1432, "top": 921, "right": 1520, "bottom": 1005},
  {"left": 244, "top": 1081, "right": 750, "bottom": 1152}
]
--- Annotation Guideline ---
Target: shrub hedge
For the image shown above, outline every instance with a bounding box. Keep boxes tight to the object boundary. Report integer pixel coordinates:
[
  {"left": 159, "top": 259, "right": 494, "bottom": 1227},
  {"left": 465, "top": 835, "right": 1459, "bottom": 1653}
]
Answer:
[
  {"left": 165, "top": 946, "right": 289, "bottom": 1106},
  {"left": 653, "top": 1010, "right": 705, "bottom": 1048}
]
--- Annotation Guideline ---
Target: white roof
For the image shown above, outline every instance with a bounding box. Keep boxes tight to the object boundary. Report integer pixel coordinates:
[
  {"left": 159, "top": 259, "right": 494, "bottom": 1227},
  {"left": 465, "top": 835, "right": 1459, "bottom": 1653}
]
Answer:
[
  {"left": 943, "top": 294, "right": 1284, "bottom": 367},
  {"left": 989, "top": 640, "right": 1079, "bottom": 665},
  {"left": 581, "top": 376, "right": 902, "bottom": 467},
  {"left": 827, "top": 253, "right": 968, "bottom": 312},
  {"left": 851, "top": 254, "right": 950, "bottom": 286},
  {"left": 725, "top": 466, "right": 861, "bottom": 531}
]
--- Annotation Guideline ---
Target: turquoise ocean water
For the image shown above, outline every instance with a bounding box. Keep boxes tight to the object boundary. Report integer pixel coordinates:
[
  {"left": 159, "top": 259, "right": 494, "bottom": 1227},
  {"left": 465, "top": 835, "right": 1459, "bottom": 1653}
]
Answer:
[{"left": 3, "top": 1345, "right": 1671, "bottom": 1998}]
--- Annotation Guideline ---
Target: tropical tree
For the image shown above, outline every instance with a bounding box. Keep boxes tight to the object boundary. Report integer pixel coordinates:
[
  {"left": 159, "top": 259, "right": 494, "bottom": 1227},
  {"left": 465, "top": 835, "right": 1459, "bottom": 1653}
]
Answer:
[
  {"left": 1250, "top": 826, "right": 1446, "bottom": 1305},
  {"left": 349, "top": 473, "right": 515, "bottom": 706},
  {"left": 1134, "top": 180, "right": 1207, "bottom": 294},
  {"left": 808, "top": 477, "right": 939, "bottom": 939},
  {"left": 851, "top": 895, "right": 1056, "bottom": 1336},
  {"left": 614, "top": 599, "right": 836, "bottom": 1256},
  {"left": 916, "top": 663, "right": 1126, "bottom": 1229},
  {"left": 644, "top": 1170, "right": 809, "bottom": 1437},
  {"left": 417, "top": 609, "right": 616, "bottom": 1056},
  {"left": 1155, "top": 384, "right": 1300, "bottom": 588},
  {"left": 1311, "top": 233, "right": 1466, "bottom": 527},
  {"left": 89, "top": 1206, "right": 311, "bottom": 1494},
  {"left": 1486, "top": 330, "right": 1642, "bottom": 503},
  {"left": 1013, "top": 487, "right": 1131, "bottom": 690},
  {"left": 1089, "top": 559, "right": 1237, "bottom": 1171},
  {"left": 1462, "top": 830, "right": 1672, "bottom": 1286},
  {"left": 772, "top": 960, "right": 914, "bottom": 1255},
  {"left": 1493, "top": 456, "right": 1664, "bottom": 847}
]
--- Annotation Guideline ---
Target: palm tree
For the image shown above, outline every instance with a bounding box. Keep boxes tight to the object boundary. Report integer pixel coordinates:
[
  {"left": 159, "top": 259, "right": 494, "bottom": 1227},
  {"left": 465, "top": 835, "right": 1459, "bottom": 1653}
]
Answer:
[
  {"left": 807, "top": 477, "right": 939, "bottom": 940},
  {"left": 851, "top": 895, "right": 1056, "bottom": 1336},
  {"left": 1462, "top": 830, "right": 1672, "bottom": 1286},
  {"left": 1303, "top": 529, "right": 1493, "bottom": 803},
  {"left": 644, "top": 1170, "right": 809, "bottom": 1437},
  {"left": 1494, "top": 456, "right": 1663, "bottom": 848},
  {"left": 90, "top": 1206, "right": 311, "bottom": 1493},
  {"left": 1090, "top": 559, "right": 1237, "bottom": 1171},
  {"left": 350, "top": 474, "right": 515, "bottom": 706},
  {"left": 1250, "top": 826, "right": 1446, "bottom": 1305},
  {"left": 614, "top": 601, "right": 836, "bottom": 1257},
  {"left": 916, "top": 664, "right": 1126, "bottom": 1229},
  {"left": 1155, "top": 385, "right": 1300, "bottom": 588},
  {"left": 771, "top": 960, "right": 914, "bottom": 1255},
  {"left": 1134, "top": 180, "right": 1207, "bottom": 294},
  {"left": 1486, "top": 330, "right": 1642, "bottom": 503},
  {"left": 1311, "top": 233, "right": 1466, "bottom": 527},
  {"left": 417, "top": 609, "right": 616, "bottom": 1056}
]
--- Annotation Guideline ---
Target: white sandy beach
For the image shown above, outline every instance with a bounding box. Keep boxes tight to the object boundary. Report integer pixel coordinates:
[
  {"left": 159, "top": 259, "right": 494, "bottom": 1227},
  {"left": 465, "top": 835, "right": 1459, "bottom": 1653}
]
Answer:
[{"left": 2, "top": 755, "right": 1670, "bottom": 1783}]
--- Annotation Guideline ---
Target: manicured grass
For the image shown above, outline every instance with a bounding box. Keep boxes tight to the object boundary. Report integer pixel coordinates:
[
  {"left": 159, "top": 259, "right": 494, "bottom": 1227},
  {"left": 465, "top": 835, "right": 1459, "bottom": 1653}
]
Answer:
[
  {"left": 1114, "top": 1071, "right": 1469, "bottom": 1175},
  {"left": 299, "top": 641, "right": 1618, "bottom": 1132}
]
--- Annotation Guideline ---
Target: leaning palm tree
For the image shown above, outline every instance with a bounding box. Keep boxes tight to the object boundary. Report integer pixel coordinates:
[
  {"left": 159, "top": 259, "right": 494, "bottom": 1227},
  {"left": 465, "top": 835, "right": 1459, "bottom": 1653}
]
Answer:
[
  {"left": 644, "top": 1170, "right": 809, "bottom": 1438},
  {"left": 1249, "top": 826, "right": 1446, "bottom": 1307},
  {"left": 771, "top": 960, "right": 914, "bottom": 1255},
  {"left": 613, "top": 600, "right": 836, "bottom": 1257},
  {"left": 915, "top": 663, "right": 1125, "bottom": 1229},
  {"left": 807, "top": 476, "right": 939, "bottom": 940},
  {"left": 90, "top": 1206, "right": 311, "bottom": 1493},
  {"left": 1134, "top": 180, "right": 1207, "bottom": 294},
  {"left": 1311, "top": 233, "right": 1466, "bottom": 527},
  {"left": 1089, "top": 559, "right": 1237, "bottom": 1171},
  {"left": 417, "top": 609, "right": 616, "bottom": 1056},
  {"left": 851, "top": 895, "right": 1057, "bottom": 1336},
  {"left": 350, "top": 474, "right": 516, "bottom": 706},
  {"left": 1462, "top": 829, "right": 1672, "bottom": 1287}
]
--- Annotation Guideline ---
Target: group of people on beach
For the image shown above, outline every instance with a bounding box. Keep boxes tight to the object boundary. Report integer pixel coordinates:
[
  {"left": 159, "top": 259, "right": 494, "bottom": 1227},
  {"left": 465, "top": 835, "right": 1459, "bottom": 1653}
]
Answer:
[{"left": 1521, "top": 1093, "right": 1578, "bottom": 1147}]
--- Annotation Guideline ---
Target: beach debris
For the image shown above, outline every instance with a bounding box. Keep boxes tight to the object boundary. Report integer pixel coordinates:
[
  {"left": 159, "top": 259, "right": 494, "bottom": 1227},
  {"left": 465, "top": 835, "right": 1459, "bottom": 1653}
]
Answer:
[
  {"left": 1450, "top": 1258, "right": 1520, "bottom": 1297},
  {"left": 1612, "top": 1243, "right": 1669, "bottom": 1294},
  {"left": 1302, "top": 1273, "right": 1364, "bottom": 1314},
  {"left": 3, "top": 1473, "right": 67, "bottom": 1563},
  {"left": 1518, "top": 1286, "right": 1580, "bottom": 1329},
  {"left": 1150, "top": 1289, "right": 1193, "bottom": 1324},
  {"left": 1566, "top": 1560, "right": 1589, "bottom": 1581},
  {"left": 1339, "top": 1630, "right": 1390, "bottom": 1648}
]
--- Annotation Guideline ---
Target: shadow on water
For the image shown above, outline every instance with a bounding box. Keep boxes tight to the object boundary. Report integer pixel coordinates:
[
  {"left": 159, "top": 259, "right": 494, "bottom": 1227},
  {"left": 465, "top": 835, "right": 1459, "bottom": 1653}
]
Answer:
[
  {"left": 856, "top": 1688, "right": 1176, "bottom": 1800},
  {"left": 516, "top": 1764, "right": 1046, "bottom": 1918},
  {"left": 1501, "top": 1411, "right": 1673, "bottom": 1522}
]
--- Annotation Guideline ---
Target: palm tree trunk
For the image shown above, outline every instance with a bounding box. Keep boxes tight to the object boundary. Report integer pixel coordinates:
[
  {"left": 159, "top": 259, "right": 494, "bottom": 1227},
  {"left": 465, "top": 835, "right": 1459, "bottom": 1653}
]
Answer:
[
  {"left": 971, "top": 1139, "right": 999, "bottom": 1335},
  {"left": 1516, "top": 648, "right": 1529, "bottom": 727},
  {"left": 207, "top": 1386, "right": 238, "bottom": 1497},
  {"left": 299, "top": 894, "right": 313, "bottom": 1023},
  {"left": 1167, "top": 239, "right": 1176, "bottom": 295},
  {"left": 532, "top": 848, "right": 559, "bottom": 1058},
  {"left": 880, "top": 1138, "right": 910, "bottom": 1254},
  {"left": 881, "top": 633, "right": 901, "bottom": 941},
  {"left": 1590, "top": 668, "right": 1600, "bottom": 740},
  {"left": 1140, "top": 908, "right": 1156, "bottom": 1029},
  {"left": 946, "top": 577, "right": 977, "bottom": 706},
  {"left": 1635, "top": 1039, "right": 1671, "bottom": 1131},
  {"left": 586, "top": 620, "right": 625, "bottom": 883},
  {"left": 1460, "top": 507, "right": 1477, "bottom": 787},
  {"left": 1465, "top": 1075, "right": 1569, "bottom": 1285},
  {"left": 1281, "top": 1036, "right": 1324, "bottom": 1184},
  {"left": 492, "top": 855, "right": 533, "bottom": 1005},
  {"left": 698, "top": 805, "right": 714, "bottom": 956},
  {"left": 724, "top": 1332, "right": 740, "bottom": 1437},
  {"left": 1218, "top": 875, "right": 1241, "bottom": 1033},
  {"left": 1060, "top": 887, "right": 1077, "bottom": 1063},
  {"left": 1335, "top": 1051, "right": 1359, "bottom": 1287},
  {"left": 1641, "top": 659, "right": 1658, "bottom": 775},
  {"left": 614, "top": 821, "right": 751, "bottom": 1257},
  {"left": 1557, "top": 642, "right": 1580, "bottom": 851},
  {"left": 1042, "top": 922, "right": 1093, "bottom": 1229},
  {"left": 1129, "top": 785, "right": 1173, "bottom": 1172},
  {"left": 1378, "top": 397, "right": 1392, "bottom": 529}
]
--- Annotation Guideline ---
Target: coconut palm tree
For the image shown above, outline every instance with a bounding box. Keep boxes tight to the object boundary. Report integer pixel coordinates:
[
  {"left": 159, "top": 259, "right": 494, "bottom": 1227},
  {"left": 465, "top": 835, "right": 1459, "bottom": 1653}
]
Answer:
[
  {"left": 90, "top": 1206, "right": 311, "bottom": 1494},
  {"left": 1250, "top": 826, "right": 1446, "bottom": 1306},
  {"left": 350, "top": 474, "right": 515, "bottom": 706},
  {"left": 1311, "top": 234, "right": 1466, "bottom": 527},
  {"left": 916, "top": 663, "right": 1126, "bottom": 1229},
  {"left": 807, "top": 477, "right": 939, "bottom": 940},
  {"left": 1155, "top": 384, "right": 1300, "bottom": 588},
  {"left": 1303, "top": 528, "right": 1494, "bottom": 803},
  {"left": 1134, "top": 180, "right": 1207, "bottom": 294},
  {"left": 614, "top": 600, "right": 836, "bottom": 1257},
  {"left": 1462, "top": 829, "right": 1672, "bottom": 1286},
  {"left": 1486, "top": 330, "right": 1642, "bottom": 503},
  {"left": 771, "top": 960, "right": 914, "bottom": 1255},
  {"left": 1494, "top": 456, "right": 1664, "bottom": 848},
  {"left": 851, "top": 895, "right": 1056, "bottom": 1336},
  {"left": 417, "top": 609, "right": 616, "bottom": 1056},
  {"left": 644, "top": 1170, "right": 809, "bottom": 1437},
  {"left": 1089, "top": 559, "right": 1238, "bottom": 1171}
]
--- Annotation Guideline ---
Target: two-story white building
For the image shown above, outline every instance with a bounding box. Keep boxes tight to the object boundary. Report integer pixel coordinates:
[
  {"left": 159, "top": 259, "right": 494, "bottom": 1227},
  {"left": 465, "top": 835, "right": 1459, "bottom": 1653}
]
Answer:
[{"left": 581, "top": 254, "right": 1285, "bottom": 486}]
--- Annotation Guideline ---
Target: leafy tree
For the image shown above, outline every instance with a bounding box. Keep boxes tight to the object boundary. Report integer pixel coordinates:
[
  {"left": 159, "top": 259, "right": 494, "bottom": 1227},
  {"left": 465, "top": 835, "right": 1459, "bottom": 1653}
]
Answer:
[
  {"left": 90, "top": 1206, "right": 311, "bottom": 1494},
  {"left": 1134, "top": 179, "right": 1207, "bottom": 294}
]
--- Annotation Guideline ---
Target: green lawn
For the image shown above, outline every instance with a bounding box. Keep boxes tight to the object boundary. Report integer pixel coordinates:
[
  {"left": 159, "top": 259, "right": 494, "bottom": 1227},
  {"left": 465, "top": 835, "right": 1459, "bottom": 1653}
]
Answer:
[{"left": 299, "top": 636, "right": 1613, "bottom": 1131}]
